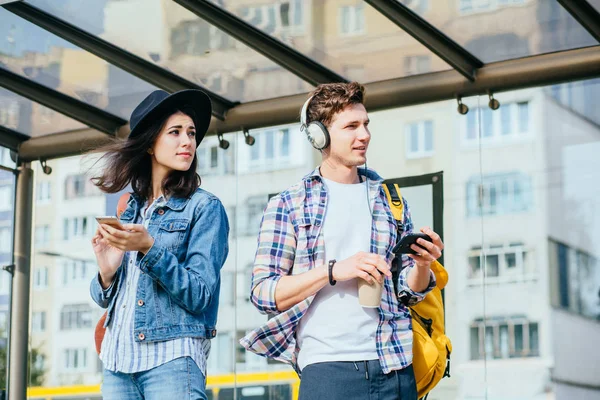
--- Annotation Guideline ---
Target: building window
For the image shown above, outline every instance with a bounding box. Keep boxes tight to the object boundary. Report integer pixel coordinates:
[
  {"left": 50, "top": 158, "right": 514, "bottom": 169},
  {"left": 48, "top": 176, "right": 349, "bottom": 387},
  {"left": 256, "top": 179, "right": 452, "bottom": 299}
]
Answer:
[
  {"left": 64, "top": 348, "right": 87, "bottom": 370},
  {"left": 0, "top": 186, "right": 12, "bottom": 211},
  {"left": 64, "top": 174, "right": 97, "bottom": 199},
  {"left": 466, "top": 173, "right": 532, "bottom": 217},
  {"left": 197, "top": 145, "right": 219, "bottom": 175},
  {"left": 459, "top": 0, "right": 526, "bottom": 15},
  {"left": 240, "top": 0, "right": 305, "bottom": 36},
  {"left": 36, "top": 181, "right": 51, "bottom": 203},
  {"left": 32, "top": 311, "right": 46, "bottom": 333},
  {"left": 244, "top": 195, "right": 268, "bottom": 237},
  {"left": 470, "top": 317, "right": 539, "bottom": 360},
  {"left": 221, "top": 271, "right": 235, "bottom": 306},
  {"left": 62, "top": 260, "right": 90, "bottom": 285},
  {"left": 404, "top": 55, "right": 431, "bottom": 76},
  {"left": 34, "top": 266, "right": 49, "bottom": 289},
  {"left": 549, "top": 239, "right": 600, "bottom": 320},
  {"left": 60, "top": 304, "right": 93, "bottom": 330},
  {"left": 399, "top": 0, "right": 429, "bottom": 14},
  {"left": 34, "top": 354, "right": 46, "bottom": 371},
  {"left": 467, "top": 243, "right": 534, "bottom": 284},
  {"left": 248, "top": 128, "right": 291, "bottom": 170},
  {"left": 62, "top": 217, "right": 90, "bottom": 240},
  {"left": 339, "top": 4, "right": 365, "bottom": 36},
  {"left": 463, "top": 101, "right": 530, "bottom": 144},
  {"left": 0, "top": 227, "right": 11, "bottom": 254},
  {"left": 35, "top": 225, "right": 51, "bottom": 247},
  {"left": 405, "top": 120, "right": 434, "bottom": 158}
]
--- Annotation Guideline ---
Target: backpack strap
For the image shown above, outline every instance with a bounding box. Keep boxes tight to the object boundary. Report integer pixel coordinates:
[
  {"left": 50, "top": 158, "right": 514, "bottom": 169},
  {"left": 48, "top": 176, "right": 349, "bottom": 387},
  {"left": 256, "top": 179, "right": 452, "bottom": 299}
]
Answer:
[
  {"left": 383, "top": 183, "right": 408, "bottom": 304},
  {"left": 116, "top": 192, "right": 131, "bottom": 218}
]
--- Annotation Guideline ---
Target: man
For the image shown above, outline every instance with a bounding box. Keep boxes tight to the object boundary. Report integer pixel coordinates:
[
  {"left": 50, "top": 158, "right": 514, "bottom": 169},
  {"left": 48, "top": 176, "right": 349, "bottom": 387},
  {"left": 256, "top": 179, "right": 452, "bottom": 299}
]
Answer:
[{"left": 240, "top": 82, "right": 444, "bottom": 399}]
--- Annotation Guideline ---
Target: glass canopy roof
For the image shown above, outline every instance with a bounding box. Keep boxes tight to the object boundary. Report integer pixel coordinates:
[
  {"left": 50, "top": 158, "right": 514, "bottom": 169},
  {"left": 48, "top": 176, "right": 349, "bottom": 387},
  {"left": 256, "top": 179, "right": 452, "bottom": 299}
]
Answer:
[{"left": 0, "top": 0, "right": 598, "bottom": 160}]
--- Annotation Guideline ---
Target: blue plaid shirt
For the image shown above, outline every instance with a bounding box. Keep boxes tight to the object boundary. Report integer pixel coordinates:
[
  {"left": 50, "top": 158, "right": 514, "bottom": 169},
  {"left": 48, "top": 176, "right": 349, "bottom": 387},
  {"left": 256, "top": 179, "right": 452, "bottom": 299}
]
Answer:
[{"left": 240, "top": 167, "right": 435, "bottom": 374}]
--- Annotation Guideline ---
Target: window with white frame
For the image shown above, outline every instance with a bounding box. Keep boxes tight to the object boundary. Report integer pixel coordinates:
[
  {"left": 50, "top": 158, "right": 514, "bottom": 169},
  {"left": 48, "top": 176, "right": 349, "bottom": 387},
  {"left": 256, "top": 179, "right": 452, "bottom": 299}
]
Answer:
[
  {"left": 60, "top": 304, "right": 93, "bottom": 330},
  {"left": 0, "top": 227, "right": 11, "bottom": 253},
  {"left": 62, "top": 260, "right": 90, "bottom": 285},
  {"left": 464, "top": 101, "right": 530, "bottom": 144},
  {"left": 467, "top": 243, "right": 534, "bottom": 284},
  {"left": 64, "top": 348, "right": 87, "bottom": 370},
  {"left": 0, "top": 186, "right": 12, "bottom": 211},
  {"left": 32, "top": 311, "right": 46, "bottom": 333},
  {"left": 470, "top": 317, "right": 539, "bottom": 360},
  {"left": 400, "top": 0, "right": 429, "bottom": 14},
  {"left": 339, "top": 4, "right": 365, "bottom": 36},
  {"left": 459, "top": 0, "right": 526, "bottom": 14},
  {"left": 405, "top": 120, "right": 434, "bottom": 158},
  {"left": 34, "top": 354, "right": 46, "bottom": 371},
  {"left": 35, "top": 225, "right": 51, "bottom": 247},
  {"left": 33, "top": 266, "right": 49, "bottom": 289},
  {"left": 466, "top": 173, "right": 532, "bottom": 216},
  {"left": 62, "top": 217, "right": 89, "bottom": 240},
  {"left": 197, "top": 144, "right": 219, "bottom": 175},
  {"left": 244, "top": 195, "right": 268, "bottom": 237},
  {"left": 240, "top": 0, "right": 305, "bottom": 36},
  {"left": 36, "top": 181, "right": 51, "bottom": 203},
  {"left": 220, "top": 271, "right": 235, "bottom": 306},
  {"left": 249, "top": 128, "right": 290, "bottom": 169},
  {"left": 404, "top": 55, "right": 431, "bottom": 76},
  {"left": 64, "top": 174, "right": 97, "bottom": 199}
]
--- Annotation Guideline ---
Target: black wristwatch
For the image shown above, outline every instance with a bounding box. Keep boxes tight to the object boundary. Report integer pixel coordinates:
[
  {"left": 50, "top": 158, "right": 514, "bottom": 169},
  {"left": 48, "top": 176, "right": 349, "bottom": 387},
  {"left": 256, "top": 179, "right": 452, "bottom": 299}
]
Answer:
[{"left": 328, "top": 259, "right": 337, "bottom": 286}]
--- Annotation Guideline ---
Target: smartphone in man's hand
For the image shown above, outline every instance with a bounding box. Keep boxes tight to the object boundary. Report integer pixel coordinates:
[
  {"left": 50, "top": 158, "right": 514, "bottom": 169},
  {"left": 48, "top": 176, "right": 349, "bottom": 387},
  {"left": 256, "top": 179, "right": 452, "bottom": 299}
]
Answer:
[{"left": 393, "top": 233, "right": 433, "bottom": 255}]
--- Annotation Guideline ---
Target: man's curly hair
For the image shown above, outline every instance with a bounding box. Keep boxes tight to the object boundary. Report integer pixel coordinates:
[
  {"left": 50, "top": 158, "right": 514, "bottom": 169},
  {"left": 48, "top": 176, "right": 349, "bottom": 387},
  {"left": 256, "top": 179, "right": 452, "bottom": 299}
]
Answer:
[{"left": 305, "top": 82, "right": 366, "bottom": 128}]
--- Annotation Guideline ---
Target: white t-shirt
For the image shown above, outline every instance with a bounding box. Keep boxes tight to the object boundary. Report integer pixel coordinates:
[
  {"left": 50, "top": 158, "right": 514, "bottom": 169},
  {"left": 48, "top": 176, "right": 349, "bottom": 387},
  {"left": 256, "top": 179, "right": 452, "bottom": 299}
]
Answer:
[{"left": 296, "top": 177, "right": 379, "bottom": 371}]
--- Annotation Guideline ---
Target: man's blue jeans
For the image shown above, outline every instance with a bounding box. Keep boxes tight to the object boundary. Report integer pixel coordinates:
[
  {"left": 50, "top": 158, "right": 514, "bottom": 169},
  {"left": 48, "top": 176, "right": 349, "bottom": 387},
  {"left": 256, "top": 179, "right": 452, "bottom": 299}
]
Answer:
[
  {"left": 299, "top": 360, "right": 418, "bottom": 400},
  {"left": 102, "top": 356, "right": 208, "bottom": 400}
]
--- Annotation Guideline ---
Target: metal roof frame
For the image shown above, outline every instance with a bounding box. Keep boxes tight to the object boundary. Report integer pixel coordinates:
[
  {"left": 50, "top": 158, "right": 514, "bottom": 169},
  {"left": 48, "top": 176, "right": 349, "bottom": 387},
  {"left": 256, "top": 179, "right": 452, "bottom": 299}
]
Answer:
[
  {"left": 3, "top": 1, "right": 237, "bottom": 119},
  {"left": 365, "top": 0, "right": 483, "bottom": 80},
  {"left": 14, "top": 46, "right": 600, "bottom": 161},
  {"left": 0, "top": 67, "right": 127, "bottom": 134},
  {"left": 0, "top": 125, "right": 28, "bottom": 152},
  {"left": 557, "top": 0, "right": 600, "bottom": 43},
  {"left": 174, "top": 0, "right": 348, "bottom": 85}
]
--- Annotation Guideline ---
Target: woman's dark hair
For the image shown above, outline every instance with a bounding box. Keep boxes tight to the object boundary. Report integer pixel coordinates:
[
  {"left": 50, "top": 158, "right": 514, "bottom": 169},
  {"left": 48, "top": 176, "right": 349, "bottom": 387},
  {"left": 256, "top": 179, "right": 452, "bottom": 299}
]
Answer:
[{"left": 91, "top": 106, "right": 200, "bottom": 200}]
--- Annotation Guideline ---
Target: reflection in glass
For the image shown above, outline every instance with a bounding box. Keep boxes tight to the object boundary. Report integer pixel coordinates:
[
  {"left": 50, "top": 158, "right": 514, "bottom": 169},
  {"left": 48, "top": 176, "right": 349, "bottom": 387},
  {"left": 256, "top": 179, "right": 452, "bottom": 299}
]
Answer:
[
  {"left": 404, "top": 0, "right": 598, "bottom": 62},
  {"left": 27, "top": 0, "right": 313, "bottom": 102},
  {"left": 207, "top": 0, "right": 451, "bottom": 82},
  {"left": 0, "top": 8, "right": 157, "bottom": 119}
]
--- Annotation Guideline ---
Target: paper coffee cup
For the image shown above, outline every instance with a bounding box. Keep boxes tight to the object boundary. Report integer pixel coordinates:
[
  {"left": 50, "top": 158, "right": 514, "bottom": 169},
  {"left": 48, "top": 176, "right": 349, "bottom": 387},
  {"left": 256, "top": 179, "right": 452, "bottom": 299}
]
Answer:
[{"left": 358, "top": 279, "right": 383, "bottom": 308}]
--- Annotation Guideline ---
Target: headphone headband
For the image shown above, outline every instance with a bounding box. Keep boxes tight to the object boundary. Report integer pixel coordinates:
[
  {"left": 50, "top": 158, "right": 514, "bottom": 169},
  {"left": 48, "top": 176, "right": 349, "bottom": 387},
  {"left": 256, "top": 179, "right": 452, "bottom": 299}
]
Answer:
[{"left": 300, "top": 95, "right": 313, "bottom": 130}]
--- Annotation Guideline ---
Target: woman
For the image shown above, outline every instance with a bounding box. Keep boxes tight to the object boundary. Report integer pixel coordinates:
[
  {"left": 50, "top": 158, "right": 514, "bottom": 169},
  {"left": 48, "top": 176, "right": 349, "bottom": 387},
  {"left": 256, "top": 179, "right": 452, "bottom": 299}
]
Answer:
[{"left": 89, "top": 89, "right": 229, "bottom": 400}]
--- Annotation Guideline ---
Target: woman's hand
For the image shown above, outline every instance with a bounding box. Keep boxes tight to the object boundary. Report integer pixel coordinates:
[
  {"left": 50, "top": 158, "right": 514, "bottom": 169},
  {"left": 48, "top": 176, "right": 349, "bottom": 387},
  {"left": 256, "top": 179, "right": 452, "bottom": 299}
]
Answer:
[
  {"left": 98, "top": 223, "right": 155, "bottom": 255},
  {"left": 92, "top": 227, "right": 125, "bottom": 289}
]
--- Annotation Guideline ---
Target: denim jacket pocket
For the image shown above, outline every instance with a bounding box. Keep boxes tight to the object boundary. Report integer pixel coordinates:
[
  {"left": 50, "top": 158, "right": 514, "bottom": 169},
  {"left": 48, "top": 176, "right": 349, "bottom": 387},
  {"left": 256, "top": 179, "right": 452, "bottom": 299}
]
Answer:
[{"left": 157, "top": 218, "right": 190, "bottom": 251}]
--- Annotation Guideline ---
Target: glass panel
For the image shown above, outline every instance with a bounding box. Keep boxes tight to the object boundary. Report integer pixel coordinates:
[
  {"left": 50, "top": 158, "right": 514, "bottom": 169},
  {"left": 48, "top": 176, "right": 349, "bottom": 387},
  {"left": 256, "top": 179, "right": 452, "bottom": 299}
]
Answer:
[
  {"left": 590, "top": 0, "right": 600, "bottom": 14},
  {"left": 404, "top": 0, "right": 598, "bottom": 62},
  {"left": 27, "top": 0, "right": 313, "bottom": 102},
  {"left": 0, "top": 152, "right": 14, "bottom": 388},
  {"left": 0, "top": 88, "right": 85, "bottom": 136},
  {"left": 0, "top": 8, "right": 158, "bottom": 119},
  {"left": 210, "top": 0, "right": 451, "bottom": 82}
]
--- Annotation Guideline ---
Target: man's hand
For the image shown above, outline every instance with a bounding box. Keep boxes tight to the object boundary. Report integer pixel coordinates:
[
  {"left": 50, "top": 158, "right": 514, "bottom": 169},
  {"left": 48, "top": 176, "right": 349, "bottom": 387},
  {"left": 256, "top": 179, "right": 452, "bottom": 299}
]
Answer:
[
  {"left": 407, "top": 227, "right": 444, "bottom": 267},
  {"left": 332, "top": 252, "right": 392, "bottom": 284}
]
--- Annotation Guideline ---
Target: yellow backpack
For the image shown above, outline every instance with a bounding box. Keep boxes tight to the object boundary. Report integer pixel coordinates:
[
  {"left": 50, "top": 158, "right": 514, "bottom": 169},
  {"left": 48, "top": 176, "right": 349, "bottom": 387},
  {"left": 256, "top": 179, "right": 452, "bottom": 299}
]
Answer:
[{"left": 383, "top": 183, "right": 452, "bottom": 400}]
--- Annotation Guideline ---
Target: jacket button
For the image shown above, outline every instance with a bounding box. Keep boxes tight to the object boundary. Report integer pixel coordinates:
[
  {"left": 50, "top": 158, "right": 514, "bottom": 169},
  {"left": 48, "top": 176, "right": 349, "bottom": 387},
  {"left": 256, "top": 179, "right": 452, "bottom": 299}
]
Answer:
[
  {"left": 137, "top": 299, "right": 144, "bottom": 306},
  {"left": 138, "top": 333, "right": 145, "bottom": 341},
  {"left": 157, "top": 209, "right": 165, "bottom": 215}
]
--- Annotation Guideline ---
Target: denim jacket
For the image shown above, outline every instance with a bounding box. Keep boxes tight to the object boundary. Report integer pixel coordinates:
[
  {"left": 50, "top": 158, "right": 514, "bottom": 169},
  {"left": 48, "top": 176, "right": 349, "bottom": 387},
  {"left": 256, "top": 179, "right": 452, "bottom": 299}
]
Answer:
[{"left": 90, "top": 188, "right": 229, "bottom": 343}]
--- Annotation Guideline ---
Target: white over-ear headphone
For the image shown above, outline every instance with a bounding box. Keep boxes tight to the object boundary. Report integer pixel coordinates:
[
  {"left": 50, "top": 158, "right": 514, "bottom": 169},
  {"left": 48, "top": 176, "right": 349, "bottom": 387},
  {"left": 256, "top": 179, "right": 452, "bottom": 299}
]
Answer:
[{"left": 300, "top": 96, "right": 330, "bottom": 150}]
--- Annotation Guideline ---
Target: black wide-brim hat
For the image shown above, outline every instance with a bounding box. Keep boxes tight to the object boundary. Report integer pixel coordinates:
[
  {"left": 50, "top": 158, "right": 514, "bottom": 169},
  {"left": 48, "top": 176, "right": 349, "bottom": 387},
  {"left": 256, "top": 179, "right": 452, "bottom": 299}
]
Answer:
[{"left": 128, "top": 89, "right": 212, "bottom": 146}]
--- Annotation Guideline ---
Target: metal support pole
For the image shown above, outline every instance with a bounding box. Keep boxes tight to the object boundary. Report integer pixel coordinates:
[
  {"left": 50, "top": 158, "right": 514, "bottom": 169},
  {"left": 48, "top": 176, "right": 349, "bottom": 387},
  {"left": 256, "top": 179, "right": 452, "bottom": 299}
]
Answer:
[{"left": 8, "top": 164, "right": 33, "bottom": 400}]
